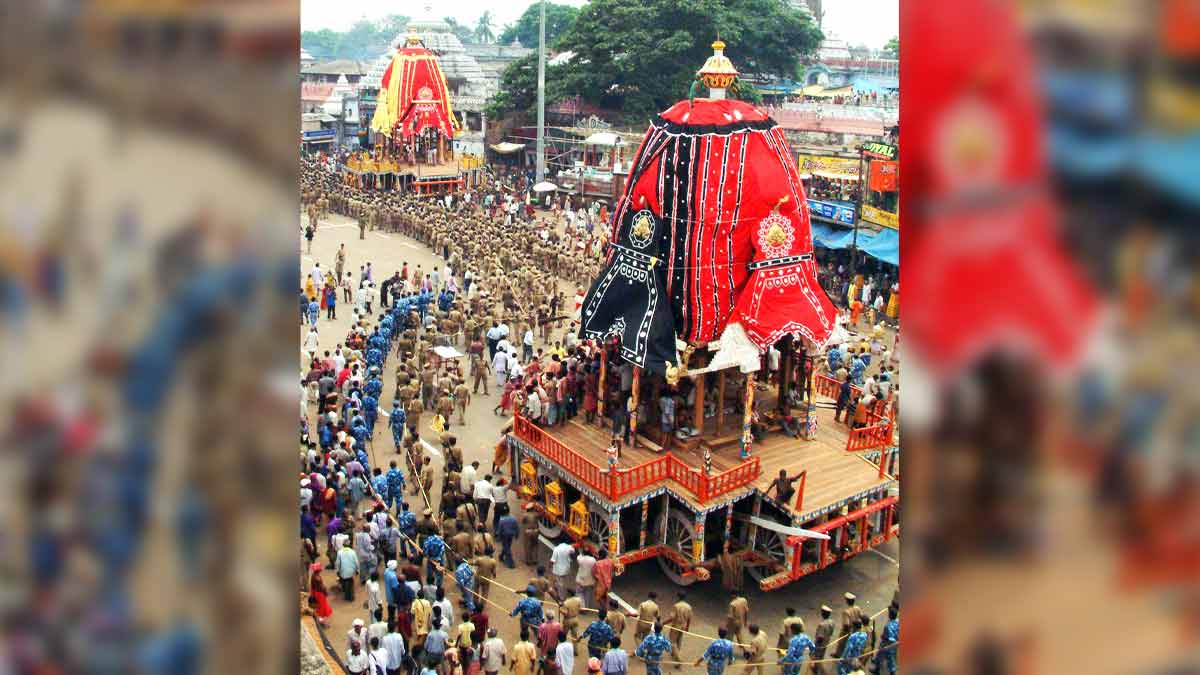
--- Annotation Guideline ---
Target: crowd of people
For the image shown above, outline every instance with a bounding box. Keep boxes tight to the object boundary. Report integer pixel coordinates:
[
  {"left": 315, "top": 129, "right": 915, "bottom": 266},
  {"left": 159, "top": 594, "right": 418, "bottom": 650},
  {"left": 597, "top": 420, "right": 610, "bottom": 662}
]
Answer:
[{"left": 297, "top": 158, "right": 899, "bottom": 675}]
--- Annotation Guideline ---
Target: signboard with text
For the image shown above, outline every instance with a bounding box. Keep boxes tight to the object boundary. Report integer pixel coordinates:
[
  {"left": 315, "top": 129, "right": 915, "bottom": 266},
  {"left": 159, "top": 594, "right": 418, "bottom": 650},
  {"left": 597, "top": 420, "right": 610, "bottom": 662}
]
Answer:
[
  {"left": 869, "top": 160, "right": 899, "bottom": 192},
  {"left": 861, "top": 141, "right": 897, "bottom": 160},
  {"left": 808, "top": 199, "right": 857, "bottom": 226},
  {"left": 862, "top": 204, "right": 899, "bottom": 229},
  {"left": 797, "top": 154, "right": 860, "bottom": 179},
  {"left": 302, "top": 129, "right": 336, "bottom": 141}
]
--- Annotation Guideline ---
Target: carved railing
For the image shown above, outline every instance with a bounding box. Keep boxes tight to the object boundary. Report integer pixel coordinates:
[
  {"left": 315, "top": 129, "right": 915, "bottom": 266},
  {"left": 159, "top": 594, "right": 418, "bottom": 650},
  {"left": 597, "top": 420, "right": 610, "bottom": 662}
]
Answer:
[
  {"left": 514, "top": 416, "right": 609, "bottom": 496},
  {"left": 513, "top": 415, "right": 761, "bottom": 503}
]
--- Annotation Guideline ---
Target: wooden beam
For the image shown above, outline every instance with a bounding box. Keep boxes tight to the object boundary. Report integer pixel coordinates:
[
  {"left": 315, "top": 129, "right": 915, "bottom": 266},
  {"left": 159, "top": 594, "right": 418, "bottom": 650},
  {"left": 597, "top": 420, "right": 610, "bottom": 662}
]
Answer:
[
  {"left": 693, "top": 372, "right": 706, "bottom": 437},
  {"left": 630, "top": 366, "right": 641, "bottom": 448},
  {"left": 741, "top": 376, "right": 755, "bottom": 458},
  {"left": 597, "top": 346, "right": 608, "bottom": 421},
  {"left": 716, "top": 370, "right": 726, "bottom": 433}
]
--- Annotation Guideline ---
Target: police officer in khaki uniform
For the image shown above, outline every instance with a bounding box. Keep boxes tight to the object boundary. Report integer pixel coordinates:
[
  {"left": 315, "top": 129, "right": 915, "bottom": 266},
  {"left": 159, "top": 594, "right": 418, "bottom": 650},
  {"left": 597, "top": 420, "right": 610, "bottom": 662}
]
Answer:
[
  {"left": 726, "top": 590, "right": 750, "bottom": 645},
  {"left": 811, "top": 605, "right": 836, "bottom": 675},
  {"left": 835, "top": 592, "right": 864, "bottom": 658},
  {"left": 520, "top": 503, "right": 541, "bottom": 566},
  {"left": 663, "top": 591, "right": 692, "bottom": 667},
  {"left": 634, "top": 591, "right": 660, "bottom": 643},
  {"left": 449, "top": 522, "right": 473, "bottom": 561},
  {"left": 744, "top": 624, "right": 768, "bottom": 675},
  {"left": 452, "top": 381, "right": 471, "bottom": 425},
  {"left": 472, "top": 549, "right": 498, "bottom": 600},
  {"left": 776, "top": 607, "right": 805, "bottom": 651},
  {"left": 405, "top": 397, "right": 423, "bottom": 438},
  {"left": 560, "top": 588, "right": 583, "bottom": 652}
]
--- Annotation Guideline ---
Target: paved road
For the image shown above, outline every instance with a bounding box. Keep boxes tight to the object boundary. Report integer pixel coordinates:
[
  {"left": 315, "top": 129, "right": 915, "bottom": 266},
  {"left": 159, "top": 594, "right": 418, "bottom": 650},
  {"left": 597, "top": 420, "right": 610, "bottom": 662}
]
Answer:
[{"left": 302, "top": 209, "right": 898, "bottom": 668}]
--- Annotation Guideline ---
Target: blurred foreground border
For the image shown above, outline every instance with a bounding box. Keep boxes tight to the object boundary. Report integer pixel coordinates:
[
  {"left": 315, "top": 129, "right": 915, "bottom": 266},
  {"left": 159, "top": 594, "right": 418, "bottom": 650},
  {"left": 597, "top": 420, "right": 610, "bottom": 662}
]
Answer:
[
  {"left": 901, "top": 0, "right": 1199, "bottom": 673},
  {"left": 1, "top": 1, "right": 299, "bottom": 673}
]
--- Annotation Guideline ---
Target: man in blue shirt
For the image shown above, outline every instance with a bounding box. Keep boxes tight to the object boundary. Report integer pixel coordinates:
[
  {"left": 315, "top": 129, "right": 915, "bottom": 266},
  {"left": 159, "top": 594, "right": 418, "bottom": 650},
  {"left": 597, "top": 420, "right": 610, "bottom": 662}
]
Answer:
[
  {"left": 634, "top": 623, "right": 672, "bottom": 675},
  {"left": 694, "top": 628, "right": 735, "bottom": 675},
  {"left": 300, "top": 506, "right": 317, "bottom": 546},
  {"left": 495, "top": 509, "right": 519, "bottom": 568},
  {"left": 580, "top": 617, "right": 617, "bottom": 659},
  {"left": 849, "top": 353, "right": 866, "bottom": 386},
  {"left": 827, "top": 344, "right": 843, "bottom": 373},
  {"left": 873, "top": 605, "right": 899, "bottom": 675},
  {"left": 778, "top": 623, "right": 816, "bottom": 675},
  {"left": 383, "top": 560, "right": 402, "bottom": 625},
  {"left": 601, "top": 637, "right": 628, "bottom": 675},
  {"left": 839, "top": 619, "right": 869, "bottom": 675},
  {"left": 510, "top": 586, "right": 545, "bottom": 631},
  {"left": 424, "top": 617, "right": 448, "bottom": 667}
]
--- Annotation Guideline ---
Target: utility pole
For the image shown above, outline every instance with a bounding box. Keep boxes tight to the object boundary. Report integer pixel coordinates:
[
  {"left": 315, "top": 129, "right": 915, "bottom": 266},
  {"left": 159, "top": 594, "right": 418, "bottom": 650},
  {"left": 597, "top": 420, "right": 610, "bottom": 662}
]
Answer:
[
  {"left": 535, "top": 0, "right": 547, "bottom": 183},
  {"left": 849, "top": 145, "right": 865, "bottom": 280}
]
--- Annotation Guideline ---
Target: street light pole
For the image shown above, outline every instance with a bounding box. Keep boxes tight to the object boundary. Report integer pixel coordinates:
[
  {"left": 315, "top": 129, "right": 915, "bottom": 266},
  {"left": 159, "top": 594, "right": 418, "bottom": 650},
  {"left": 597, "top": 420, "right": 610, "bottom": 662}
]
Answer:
[
  {"left": 535, "top": 0, "right": 547, "bottom": 183},
  {"left": 849, "top": 145, "right": 865, "bottom": 281}
]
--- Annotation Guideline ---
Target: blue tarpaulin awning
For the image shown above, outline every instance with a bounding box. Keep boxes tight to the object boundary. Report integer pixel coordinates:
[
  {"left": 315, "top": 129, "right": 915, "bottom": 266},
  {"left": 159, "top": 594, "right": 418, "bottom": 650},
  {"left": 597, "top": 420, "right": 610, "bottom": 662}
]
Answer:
[
  {"left": 810, "top": 223, "right": 898, "bottom": 266},
  {"left": 858, "top": 227, "right": 899, "bottom": 265}
]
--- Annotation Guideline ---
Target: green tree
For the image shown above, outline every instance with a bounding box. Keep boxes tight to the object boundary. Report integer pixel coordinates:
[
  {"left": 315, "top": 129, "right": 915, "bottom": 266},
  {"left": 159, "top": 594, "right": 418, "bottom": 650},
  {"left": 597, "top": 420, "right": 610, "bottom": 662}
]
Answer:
[
  {"left": 475, "top": 11, "right": 495, "bottom": 44},
  {"left": 301, "top": 28, "right": 341, "bottom": 60},
  {"left": 485, "top": 53, "right": 571, "bottom": 120},
  {"left": 444, "top": 17, "right": 476, "bottom": 44},
  {"left": 497, "top": 3, "right": 581, "bottom": 48},
  {"left": 490, "top": 0, "right": 822, "bottom": 123},
  {"left": 301, "top": 16, "right": 409, "bottom": 62},
  {"left": 883, "top": 36, "right": 898, "bottom": 59},
  {"left": 378, "top": 14, "right": 410, "bottom": 40}
]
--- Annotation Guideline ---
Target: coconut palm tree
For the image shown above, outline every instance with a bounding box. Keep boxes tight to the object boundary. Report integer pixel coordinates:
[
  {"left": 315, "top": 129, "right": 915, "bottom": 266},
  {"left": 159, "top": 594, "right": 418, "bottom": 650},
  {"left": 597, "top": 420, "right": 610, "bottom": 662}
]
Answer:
[{"left": 475, "top": 11, "right": 495, "bottom": 44}]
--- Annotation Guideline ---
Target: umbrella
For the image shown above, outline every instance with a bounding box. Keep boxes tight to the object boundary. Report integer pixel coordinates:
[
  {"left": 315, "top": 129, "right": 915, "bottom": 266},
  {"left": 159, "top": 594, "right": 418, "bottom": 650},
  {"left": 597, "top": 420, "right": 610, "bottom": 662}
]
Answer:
[{"left": 532, "top": 181, "right": 559, "bottom": 192}]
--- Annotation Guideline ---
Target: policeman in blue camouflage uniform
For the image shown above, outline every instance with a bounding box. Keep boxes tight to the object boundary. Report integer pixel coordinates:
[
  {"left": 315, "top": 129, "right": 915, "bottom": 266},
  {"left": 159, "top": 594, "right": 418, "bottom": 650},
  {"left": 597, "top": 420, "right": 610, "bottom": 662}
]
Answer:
[
  {"left": 634, "top": 622, "right": 672, "bottom": 675},
  {"left": 366, "top": 345, "right": 383, "bottom": 371},
  {"left": 422, "top": 531, "right": 447, "bottom": 586},
  {"left": 454, "top": 559, "right": 477, "bottom": 612},
  {"left": 779, "top": 622, "right": 817, "bottom": 675},
  {"left": 371, "top": 467, "right": 389, "bottom": 507},
  {"left": 388, "top": 400, "right": 407, "bottom": 452},
  {"left": 873, "top": 605, "right": 898, "bottom": 675},
  {"left": 580, "top": 617, "right": 617, "bottom": 660},
  {"left": 839, "top": 620, "right": 868, "bottom": 675},
  {"left": 362, "top": 391, "right": 379, "bottom": 435},
  {"left": 397, "top": 502, "right": 417, "bottom": 559},
  {"left": 385, "top": 460, "right": 405, "bottom": 512},
  {"left": 695, "top": 628, "right": 735, "bottom": 675},
  {"left": 510, "top": 585, "right": 545, "bottom": 632}
]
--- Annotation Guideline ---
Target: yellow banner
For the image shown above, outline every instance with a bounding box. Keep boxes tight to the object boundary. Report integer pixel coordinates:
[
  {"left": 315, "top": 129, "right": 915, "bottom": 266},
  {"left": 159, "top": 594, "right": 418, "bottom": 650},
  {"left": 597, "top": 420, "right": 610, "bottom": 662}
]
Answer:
[
  {"left": 862, "top": 205, "right": 899, "bottom": 230},
  {"left": 797, "top": 154, "right": 860, "bottom": 179}
]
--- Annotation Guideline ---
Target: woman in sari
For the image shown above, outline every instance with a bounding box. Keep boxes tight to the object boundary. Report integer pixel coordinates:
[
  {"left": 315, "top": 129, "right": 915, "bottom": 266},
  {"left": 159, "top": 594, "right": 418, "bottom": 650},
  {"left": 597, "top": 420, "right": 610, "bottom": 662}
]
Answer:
[{"left": 309, "top": 563, "right": 333, "bottom": 625}]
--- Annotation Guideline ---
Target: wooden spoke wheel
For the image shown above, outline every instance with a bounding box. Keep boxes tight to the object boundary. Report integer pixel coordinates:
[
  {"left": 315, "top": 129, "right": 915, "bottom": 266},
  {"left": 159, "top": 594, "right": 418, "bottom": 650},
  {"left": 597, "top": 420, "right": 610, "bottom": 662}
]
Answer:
[
  {"left": 537, "top": 474, "right": 563, "bottom": 538},
  {"left": 654, "top": 508, "right": 699, "bottom": 586},
  {"left": 746, "top": 526, "right": 789, "bottom": 584},
  {"left": 586, "top": 503, "right": 618, "bottom": 555}
]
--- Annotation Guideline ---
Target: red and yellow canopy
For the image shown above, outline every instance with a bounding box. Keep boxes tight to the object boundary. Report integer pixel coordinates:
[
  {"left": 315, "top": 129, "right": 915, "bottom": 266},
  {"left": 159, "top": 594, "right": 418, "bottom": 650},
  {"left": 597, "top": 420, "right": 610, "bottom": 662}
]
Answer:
[{"left": 370, "top": 34, "right": 461, "bottom": 139}]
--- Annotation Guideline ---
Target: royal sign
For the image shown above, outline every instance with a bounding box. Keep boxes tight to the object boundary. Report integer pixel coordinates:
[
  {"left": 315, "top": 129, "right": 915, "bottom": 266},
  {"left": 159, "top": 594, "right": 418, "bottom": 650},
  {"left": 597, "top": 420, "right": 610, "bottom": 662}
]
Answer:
[{"left": 861, "top": 141, "right": 897, "bottom": 160}]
